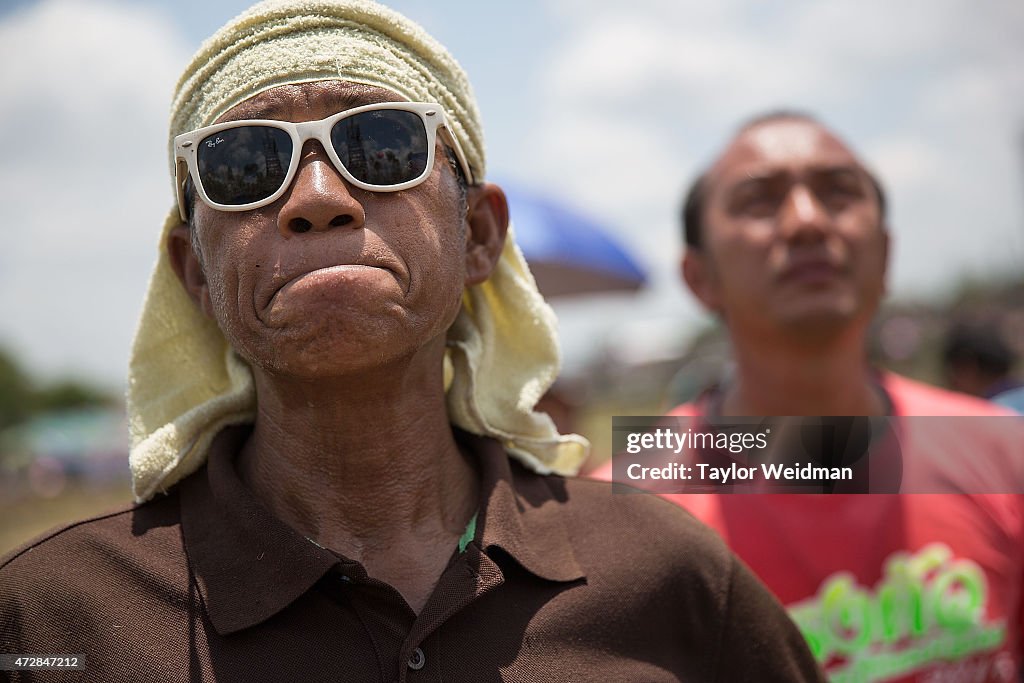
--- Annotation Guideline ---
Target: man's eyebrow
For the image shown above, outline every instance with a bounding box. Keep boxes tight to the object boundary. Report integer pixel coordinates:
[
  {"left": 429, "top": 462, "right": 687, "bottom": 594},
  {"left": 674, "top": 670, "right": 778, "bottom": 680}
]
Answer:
[
  {"left": 727, "top": 171, "right": 789, "bottom": 194},
  {"left": 218, "top": 102, "right": 288, "bottom": 122},
  {"left": 727, "top": 164, "right": 865, "bottom": 192},
  {"left": 810, "top": 164, "right": 864, "bottom": 179}
]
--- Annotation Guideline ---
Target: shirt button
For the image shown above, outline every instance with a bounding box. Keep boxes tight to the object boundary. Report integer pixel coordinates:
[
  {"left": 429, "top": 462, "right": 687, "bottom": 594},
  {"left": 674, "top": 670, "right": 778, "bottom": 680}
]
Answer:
[
  {"left": 339, "top": 574, "right": 352, "bottom": 583},
  {"left": 407, "top": 647, "right": 425, "bottom": 671}
]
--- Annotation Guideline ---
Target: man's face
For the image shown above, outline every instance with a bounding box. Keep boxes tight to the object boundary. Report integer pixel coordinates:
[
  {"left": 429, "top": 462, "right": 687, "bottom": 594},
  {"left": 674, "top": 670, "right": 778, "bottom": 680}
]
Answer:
[
  {"left": 174, "top": 80, "right": 474, "bottom": 380},
  {"left": 685, "top": 118, "right": 888, "bottom": 342}
]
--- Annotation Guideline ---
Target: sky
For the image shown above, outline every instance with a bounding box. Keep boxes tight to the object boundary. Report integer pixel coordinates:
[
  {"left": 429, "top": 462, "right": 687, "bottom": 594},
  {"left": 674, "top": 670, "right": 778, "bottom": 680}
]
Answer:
[{"left": 1, "top": 0, "right": 1022, "bottom": 388}]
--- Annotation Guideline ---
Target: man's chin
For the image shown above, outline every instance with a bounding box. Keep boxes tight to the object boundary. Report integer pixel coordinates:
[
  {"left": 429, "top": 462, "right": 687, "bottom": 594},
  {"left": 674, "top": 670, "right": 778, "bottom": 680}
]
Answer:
[
  {"left": 773, "top": 298, "right": 864, "bottom": 338},
  {"left": 234, "top": 328, "right": 404, "bottom": 380}
]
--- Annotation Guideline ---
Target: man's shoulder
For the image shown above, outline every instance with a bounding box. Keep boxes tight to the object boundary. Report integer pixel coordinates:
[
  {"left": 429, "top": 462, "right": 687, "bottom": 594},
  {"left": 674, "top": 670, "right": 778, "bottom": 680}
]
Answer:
[
  {"left": 882, "top": 372, "right": 1014, "bottom": 416},
  {"left": 668, "top": 375, "right": 1012, "bottom": 417},
  {"left": 546, "top": 472, "right": 736, "bottom": 576},
  {"left": 533, "top": 473, "right": 824, "bottom": 681},
  {"left": 558, "top": 473, "right": 712, "bottom": 526},
  {"left": 1, "top": 492, "right": 187, "bottom": 611},
  {"left": 0, "top": 492, "right": 196, "bottom": 672},
  {"left": 2, "top": 492, "right": 180, "bottom": 564}
]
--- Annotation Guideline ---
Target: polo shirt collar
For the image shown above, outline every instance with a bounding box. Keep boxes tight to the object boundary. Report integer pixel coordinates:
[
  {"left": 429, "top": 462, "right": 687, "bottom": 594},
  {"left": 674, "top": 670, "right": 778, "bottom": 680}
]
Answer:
[
  {"left": 179, "top": 426, "right": 584, "bottom": 637},
  {"left": 457, "top": 430, "right": 585, "bottom": 584},
  {"left": 179, "top": 426, "right": 341, "bottom": 636}
]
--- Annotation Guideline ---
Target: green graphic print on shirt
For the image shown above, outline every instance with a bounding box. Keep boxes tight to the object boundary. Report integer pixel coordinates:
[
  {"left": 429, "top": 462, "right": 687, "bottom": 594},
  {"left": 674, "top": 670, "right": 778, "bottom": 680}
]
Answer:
[{"left": 788, "top": 543, "right": 1010, "bottom": 682}]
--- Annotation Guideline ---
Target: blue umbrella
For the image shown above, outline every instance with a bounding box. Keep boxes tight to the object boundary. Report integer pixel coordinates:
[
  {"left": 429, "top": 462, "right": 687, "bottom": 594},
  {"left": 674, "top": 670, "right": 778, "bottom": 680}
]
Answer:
[{"left": 501, "top": 182, "right": 648, "bottom": 298}]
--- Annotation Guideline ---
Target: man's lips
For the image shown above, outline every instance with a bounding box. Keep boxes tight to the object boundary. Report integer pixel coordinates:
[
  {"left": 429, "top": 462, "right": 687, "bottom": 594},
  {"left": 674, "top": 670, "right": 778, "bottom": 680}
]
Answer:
[
  {"left": 266, "top": 263, "right": 401, "bottom": 309},
  {"left": 778, "top": 259, "right": 842, "bottom": 285}
]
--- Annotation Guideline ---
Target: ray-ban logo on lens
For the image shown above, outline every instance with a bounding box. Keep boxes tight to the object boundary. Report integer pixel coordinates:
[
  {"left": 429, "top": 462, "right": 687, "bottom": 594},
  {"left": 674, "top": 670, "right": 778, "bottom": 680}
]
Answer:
[{"left": 206, "top": 137, "right": 225, "bottom": 148}]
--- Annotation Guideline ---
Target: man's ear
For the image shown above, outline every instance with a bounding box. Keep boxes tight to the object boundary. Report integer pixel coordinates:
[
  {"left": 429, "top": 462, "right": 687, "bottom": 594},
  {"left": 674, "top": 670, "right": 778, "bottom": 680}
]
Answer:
[
  {"left": 166, "top": 223, "right": 214, "bottom": 319},
  {"left": 681, "top": 248, "right": 722, "bottom": 314},
  {"left": 464, "top": 183, "right": 509, "bottom": 286}
]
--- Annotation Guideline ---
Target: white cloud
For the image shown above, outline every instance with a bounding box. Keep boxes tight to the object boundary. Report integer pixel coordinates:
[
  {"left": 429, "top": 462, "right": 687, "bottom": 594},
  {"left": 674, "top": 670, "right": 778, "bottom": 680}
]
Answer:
[{"left": 0, "top": 0, "right": 190, "bottom": 386}]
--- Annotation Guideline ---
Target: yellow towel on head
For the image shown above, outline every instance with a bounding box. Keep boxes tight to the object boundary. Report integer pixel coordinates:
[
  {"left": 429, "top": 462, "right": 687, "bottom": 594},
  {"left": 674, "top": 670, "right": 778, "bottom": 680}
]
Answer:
[{"left": 128, "top": 0, "right": 589, "bottom": 502}]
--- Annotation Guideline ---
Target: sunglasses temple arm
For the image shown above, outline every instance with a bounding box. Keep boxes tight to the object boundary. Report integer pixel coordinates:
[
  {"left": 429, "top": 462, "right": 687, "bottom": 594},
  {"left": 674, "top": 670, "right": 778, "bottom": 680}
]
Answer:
[
  {"left": 441, "top": 127, "right": 475, "bottom": 186},
  {"left": 174, "top": 159, "right": 190, "bottom": 223}
]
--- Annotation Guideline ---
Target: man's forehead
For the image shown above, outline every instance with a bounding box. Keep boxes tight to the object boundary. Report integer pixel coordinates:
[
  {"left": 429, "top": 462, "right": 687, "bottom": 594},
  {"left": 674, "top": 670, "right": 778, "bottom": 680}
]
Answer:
[
  {"left": 215, "top": 80, "right": 407, "bottom": 124},
  {"left": 709, "top": 119, "right": 864, "bottom": 183}
]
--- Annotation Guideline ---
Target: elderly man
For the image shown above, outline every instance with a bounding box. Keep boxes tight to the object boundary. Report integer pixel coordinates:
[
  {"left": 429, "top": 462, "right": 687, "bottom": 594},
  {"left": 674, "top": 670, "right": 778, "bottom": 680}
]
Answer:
[
  {"left": 0, "top": 2, "right": 825, "bottom": 681},
  {"left": 598, "top": 112, "right": 1024, "bottom": 681}
]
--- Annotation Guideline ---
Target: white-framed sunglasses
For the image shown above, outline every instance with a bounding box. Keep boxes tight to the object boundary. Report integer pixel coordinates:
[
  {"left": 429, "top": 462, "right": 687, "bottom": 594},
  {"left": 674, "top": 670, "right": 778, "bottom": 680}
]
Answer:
[{"left": 172, "top": 101, "right": 474, "bottom": 221}]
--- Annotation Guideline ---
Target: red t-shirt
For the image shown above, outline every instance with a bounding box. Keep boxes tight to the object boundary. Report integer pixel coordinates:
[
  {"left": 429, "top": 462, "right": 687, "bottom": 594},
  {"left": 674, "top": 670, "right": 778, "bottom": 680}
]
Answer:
[{"left": 592, "top": 373, "right": 1024, "bottom": 682}]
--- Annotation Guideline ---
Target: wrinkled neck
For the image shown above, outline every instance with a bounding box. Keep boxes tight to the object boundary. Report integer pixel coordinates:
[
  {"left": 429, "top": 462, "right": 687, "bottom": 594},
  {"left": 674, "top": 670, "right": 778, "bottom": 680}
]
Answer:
[{"left": 235, "top": 339, "right": 478, "bottom": 554}]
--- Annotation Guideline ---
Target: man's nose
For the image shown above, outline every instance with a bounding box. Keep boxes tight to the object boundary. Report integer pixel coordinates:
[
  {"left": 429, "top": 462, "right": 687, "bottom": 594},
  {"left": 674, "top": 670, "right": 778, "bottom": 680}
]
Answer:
[
  {"left": 777, "top": 184, "right": 829, "bottom": 242},
  {"left": 276, "top": 140, "right": 365, "bottom": 236}
]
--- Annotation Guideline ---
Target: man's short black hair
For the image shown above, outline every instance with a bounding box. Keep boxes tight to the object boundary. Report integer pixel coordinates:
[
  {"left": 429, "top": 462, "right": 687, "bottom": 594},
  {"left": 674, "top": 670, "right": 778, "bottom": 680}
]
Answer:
[{"left": 681, "top": 110, "right": 888, "bottom": 249}]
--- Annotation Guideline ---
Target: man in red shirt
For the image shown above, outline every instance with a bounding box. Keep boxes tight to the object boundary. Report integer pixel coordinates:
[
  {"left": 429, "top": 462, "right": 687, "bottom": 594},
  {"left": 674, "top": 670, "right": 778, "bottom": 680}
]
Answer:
[{"left": 595, "top": 112, "right": 1024, "bottom": 681}]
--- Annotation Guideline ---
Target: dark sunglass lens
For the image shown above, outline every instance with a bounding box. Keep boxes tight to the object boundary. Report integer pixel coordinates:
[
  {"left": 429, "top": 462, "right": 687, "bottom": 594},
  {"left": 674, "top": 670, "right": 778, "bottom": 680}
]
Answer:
[
  {"left": 332, "top": 110, "right": 428, "bottom": 186},
  {"left": 197, "top": 126, "right": 292, "bottom": 205}
]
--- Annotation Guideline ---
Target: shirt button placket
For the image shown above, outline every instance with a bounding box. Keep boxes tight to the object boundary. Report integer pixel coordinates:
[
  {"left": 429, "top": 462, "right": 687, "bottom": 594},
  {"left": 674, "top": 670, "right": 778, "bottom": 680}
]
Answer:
[{"left": 407, "top": 647, "right": 425, "bottom": 671}]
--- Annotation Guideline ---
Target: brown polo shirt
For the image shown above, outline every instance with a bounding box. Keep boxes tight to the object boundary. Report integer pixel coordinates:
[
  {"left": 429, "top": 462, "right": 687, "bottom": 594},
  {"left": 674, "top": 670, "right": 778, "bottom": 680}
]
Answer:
[{"left": 1, "top": 426, "right": 823, "bottom": 682}]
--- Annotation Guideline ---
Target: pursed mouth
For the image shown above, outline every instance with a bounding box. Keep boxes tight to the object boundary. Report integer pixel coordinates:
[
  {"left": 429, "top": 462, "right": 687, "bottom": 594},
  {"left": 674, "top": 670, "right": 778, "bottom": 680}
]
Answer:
[
  {"left": 266, "top": 263, "right": 400, "bottom": 310},
  {"left": 778, "top": 260, "right": 843, "bottom": 282}
]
